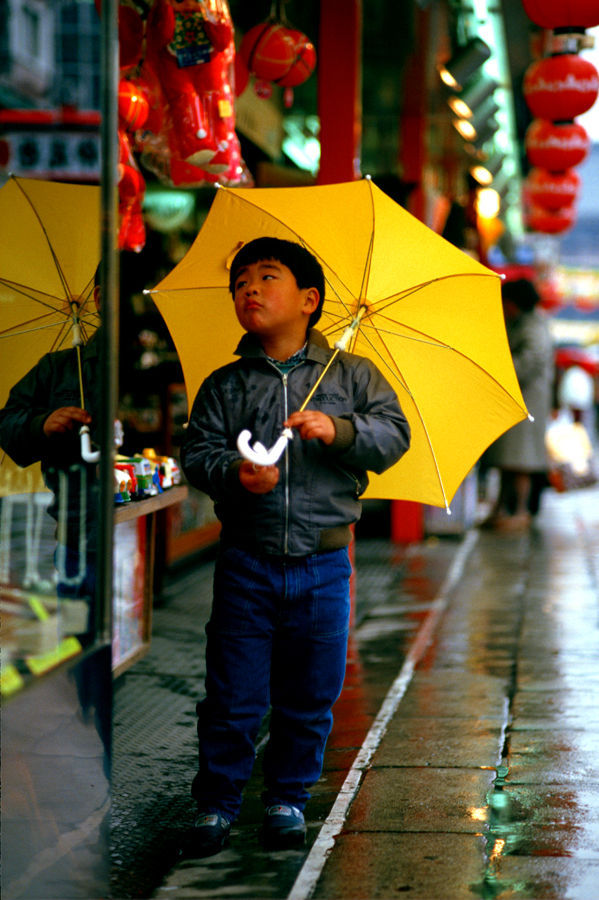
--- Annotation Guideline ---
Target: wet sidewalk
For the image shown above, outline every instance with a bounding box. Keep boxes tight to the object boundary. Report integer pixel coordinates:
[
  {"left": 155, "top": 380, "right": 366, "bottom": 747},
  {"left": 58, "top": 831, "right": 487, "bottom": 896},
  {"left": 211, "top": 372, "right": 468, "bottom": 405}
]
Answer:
[{"left": 111, "top": 483, "right": 599, "bottom": 900}]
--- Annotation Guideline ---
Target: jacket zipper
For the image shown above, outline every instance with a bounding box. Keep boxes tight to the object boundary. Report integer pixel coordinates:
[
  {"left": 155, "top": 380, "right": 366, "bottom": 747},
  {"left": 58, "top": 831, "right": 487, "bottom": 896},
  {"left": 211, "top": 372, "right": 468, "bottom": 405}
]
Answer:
[{"left": 282, "top": 371, "right": 290, "bottom": 555}]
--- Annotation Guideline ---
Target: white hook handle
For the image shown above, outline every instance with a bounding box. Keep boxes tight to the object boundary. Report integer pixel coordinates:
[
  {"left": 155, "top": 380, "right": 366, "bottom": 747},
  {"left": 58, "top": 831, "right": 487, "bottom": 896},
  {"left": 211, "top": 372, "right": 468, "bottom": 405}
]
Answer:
[
  {"left": 80, "top": 425, "right": 100, "bottom": 463},
  {"left": 237, "top": 427, "right": 293, "bottom": 466}
]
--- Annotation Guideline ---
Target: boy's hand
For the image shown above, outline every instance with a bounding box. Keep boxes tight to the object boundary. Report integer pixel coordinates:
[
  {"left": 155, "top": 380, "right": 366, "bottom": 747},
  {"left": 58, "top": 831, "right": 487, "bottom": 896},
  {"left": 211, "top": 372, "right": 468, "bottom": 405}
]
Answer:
[
  {"left": 285, "top": 411, "right": 336, "bottom": 446},
  {"left": 239, "top": 460, "right": 280, "bottom": 494},
  {"left": 43, "top": 407, "right": 91, "bottom": 437}
]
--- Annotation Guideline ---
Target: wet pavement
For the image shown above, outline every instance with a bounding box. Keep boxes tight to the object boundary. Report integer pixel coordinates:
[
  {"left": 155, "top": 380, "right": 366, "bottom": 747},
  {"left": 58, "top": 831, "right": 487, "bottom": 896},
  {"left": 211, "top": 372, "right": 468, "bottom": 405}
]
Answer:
[{"left": 111, "top": 482, "right": 599, "bottom": 900}]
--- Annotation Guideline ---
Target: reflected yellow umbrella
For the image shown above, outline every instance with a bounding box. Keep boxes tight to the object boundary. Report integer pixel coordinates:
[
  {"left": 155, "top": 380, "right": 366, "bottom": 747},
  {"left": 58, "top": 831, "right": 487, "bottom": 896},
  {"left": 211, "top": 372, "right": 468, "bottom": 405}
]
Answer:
[
  {"left": 0, "top": 176, "right": 101, "bottom": 495},
  {"left": 147, "top": 178, "right": 528, "bottom": 510}
]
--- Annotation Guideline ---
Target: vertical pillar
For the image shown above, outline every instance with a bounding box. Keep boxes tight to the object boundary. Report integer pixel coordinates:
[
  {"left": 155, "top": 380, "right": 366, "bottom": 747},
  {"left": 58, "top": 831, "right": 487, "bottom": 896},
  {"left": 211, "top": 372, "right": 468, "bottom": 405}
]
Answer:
[
  {"left": 392, "top": 5, "right": 431, "bottom": 544},
  {"left": 317, "top": 0, "right": 362, "bottom": 616},
  {"left": 317, "top": 0, "right": 362, "bottom": 185}
]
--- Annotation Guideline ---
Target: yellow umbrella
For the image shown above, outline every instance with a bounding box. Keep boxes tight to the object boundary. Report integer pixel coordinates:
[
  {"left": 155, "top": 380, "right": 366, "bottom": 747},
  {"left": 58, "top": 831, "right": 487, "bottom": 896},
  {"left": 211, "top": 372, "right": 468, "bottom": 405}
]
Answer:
[
  {"left": 147, "top": 178, "right": 528, "bottom": 510},
  {"left": 0, "top": 176, "right": 101, "bottom": 495}
]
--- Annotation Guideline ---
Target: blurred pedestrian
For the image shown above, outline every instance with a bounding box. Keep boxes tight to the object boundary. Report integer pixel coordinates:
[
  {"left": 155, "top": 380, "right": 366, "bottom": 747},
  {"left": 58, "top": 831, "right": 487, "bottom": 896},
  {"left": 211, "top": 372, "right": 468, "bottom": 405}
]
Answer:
[{"left": 481, "top": 278, "right": 554, "bottom": 530}]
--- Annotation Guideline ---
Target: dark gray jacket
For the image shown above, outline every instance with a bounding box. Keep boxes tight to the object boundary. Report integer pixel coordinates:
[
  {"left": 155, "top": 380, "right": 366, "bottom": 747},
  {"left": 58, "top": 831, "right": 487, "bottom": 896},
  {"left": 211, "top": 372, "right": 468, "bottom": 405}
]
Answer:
[{"left": 181, "top": 329, "right": 411, "bottom": 557}]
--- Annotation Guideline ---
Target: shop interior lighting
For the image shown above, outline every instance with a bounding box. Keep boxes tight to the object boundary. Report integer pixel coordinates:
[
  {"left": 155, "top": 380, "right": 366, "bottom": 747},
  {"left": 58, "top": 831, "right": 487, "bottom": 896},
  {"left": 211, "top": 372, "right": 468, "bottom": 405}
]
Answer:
[
  {"left": 470, "top": 154, "right": 504, "bottom": 186},
  {"left": 475, "top": 186, "right": 501, "bottom": 218},
  {"left": 453, "top": 97, "right": 499, "bottom": 142},
  {"left": 438, "top": 37, "right": 492, "bottom": 90},
  {"left": 448, "top": 77, "right": 499, "bottom": 119}
]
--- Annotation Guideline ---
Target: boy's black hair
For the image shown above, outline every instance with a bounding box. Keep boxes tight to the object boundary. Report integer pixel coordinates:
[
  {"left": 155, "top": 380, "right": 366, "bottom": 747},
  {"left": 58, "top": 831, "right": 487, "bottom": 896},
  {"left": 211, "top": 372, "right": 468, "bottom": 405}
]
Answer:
[{"left": 229, "top": 237, "right": 326, "bottom": 328}]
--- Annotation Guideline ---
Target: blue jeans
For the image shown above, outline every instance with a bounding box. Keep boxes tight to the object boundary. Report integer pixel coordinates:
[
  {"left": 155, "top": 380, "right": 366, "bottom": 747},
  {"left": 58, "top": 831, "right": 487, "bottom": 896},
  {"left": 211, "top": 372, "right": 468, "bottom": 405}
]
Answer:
[{"left": 193, "top": 545, "right": 352, "bottom": 821}]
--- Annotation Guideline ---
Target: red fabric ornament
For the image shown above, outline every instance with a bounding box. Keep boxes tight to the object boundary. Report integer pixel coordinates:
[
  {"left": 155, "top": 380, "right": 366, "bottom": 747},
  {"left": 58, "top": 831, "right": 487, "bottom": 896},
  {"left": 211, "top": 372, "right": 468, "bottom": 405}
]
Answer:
[
  {"left": 239, "top": 23, "right": 296, "bottom": 81},
  {"left": 272, "top": 29, "right": 316, "bottom": 87},
  {"left": 523, "top": 54, "right": 599, "bottom": 119},
  {"left": 118, "top": 130, "right": 146, "bottom": 253},
  {"left": 118, "top": 79, "right": 150, "bottom": 131},
  {"left": 525, "top": 119, "right": 590, "bottom": 170},
  {"left": 525, "top": 203, "right": 576, "bottom": 234},
  {"left": 522, "top": 0, "right": 599, "bottom": 29},
  {"left": 118, "top": 4, "right": 145, "bottom": 70},
  {"left": 525, "top": 167, "right": 580, "bottom": 210}
]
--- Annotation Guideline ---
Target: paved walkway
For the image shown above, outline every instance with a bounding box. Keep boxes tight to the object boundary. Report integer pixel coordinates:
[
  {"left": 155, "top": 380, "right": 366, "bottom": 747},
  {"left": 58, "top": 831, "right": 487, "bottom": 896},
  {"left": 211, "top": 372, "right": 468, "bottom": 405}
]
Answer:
[{"left": 111, "top": 482, "right": 599, "bottom": 900}]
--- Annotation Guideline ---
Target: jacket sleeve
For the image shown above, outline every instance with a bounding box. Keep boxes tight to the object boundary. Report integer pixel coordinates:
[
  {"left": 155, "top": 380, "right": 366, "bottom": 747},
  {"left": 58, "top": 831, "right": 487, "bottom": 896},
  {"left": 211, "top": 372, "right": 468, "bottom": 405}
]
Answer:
[
  {"left": 180, "top": 374, "right": 244, "bottom": 501},
  {"left": 0, "top": 356, "right": 54, "bottom": 467},
  {"left": 331, "top": 356, "right": 411, "bottom": 475}
]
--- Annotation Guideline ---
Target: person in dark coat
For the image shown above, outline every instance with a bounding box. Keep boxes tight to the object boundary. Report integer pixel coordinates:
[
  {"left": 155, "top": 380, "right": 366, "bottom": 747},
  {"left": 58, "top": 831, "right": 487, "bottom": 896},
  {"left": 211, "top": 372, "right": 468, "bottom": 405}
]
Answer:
[
  {"left": 482, "top": 278, "right": 554, "bottom": 529},
  {"left": 0, "top": 271, "right": 102, "bottom": 637}
]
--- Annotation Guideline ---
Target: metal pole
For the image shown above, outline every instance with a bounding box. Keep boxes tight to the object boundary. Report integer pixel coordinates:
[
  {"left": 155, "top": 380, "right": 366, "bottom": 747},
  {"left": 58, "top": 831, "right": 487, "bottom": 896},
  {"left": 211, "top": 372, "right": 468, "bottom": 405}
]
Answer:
[{"left": 97, "top": 0, "right": 119, "bottom": 645}]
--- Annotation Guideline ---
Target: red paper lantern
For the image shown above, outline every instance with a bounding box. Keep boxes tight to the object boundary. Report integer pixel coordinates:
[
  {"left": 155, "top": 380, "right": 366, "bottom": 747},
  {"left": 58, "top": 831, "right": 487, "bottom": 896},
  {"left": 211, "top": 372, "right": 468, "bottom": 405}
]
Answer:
[
  {"left": 525, "top": 119, "right": 590, "bottom": 169},
  {"left": 272, "top": 29, "right": 317, "bottom": 87},
  {"left": 239, "top": 23, "right": 296, "bottom": 81},
  {"left": 522, "top": 0, "right": 599, "bottom": 29},
  {"left": 118, "top": 79, "right": 150, "bottom": 131},
  {"left": 523, "top": 54, "right": 599, "bottom": 119},
  {"left": 525, "top": 203, "right": 576, "bottom": 233},
  {"left": 525, "top": 167, "right": 580, "bottom": 210}
]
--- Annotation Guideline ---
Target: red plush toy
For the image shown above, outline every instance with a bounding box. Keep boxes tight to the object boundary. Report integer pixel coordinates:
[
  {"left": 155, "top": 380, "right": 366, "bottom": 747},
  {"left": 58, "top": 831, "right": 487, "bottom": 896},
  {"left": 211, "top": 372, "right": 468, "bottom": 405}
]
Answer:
[{"left": 143, "top": 0, "right": 238, "bottom": 174}]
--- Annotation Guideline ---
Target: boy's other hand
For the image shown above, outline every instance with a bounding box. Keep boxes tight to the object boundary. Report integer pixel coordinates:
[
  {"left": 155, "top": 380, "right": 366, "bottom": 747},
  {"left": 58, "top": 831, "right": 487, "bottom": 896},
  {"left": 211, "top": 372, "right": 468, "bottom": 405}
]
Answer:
[
  {"left": 43, "top": 407, "right": 91, "bottom": 437},
  {"left": 285, "top": 411, "right": 336, "bottom": 446},
  {"left": 239, "top": 460, "right": 280, "bottom": 493}
]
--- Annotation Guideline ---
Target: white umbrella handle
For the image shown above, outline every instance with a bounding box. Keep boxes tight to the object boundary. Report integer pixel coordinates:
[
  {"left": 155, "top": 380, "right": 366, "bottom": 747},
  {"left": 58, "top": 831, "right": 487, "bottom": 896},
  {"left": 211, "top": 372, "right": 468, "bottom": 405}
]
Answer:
[
  {"left": 80, "top": 425, "right": 100, "bottom": 463},
  {"left": 237, "top": 427, "right": 293, "bottom": 466}
]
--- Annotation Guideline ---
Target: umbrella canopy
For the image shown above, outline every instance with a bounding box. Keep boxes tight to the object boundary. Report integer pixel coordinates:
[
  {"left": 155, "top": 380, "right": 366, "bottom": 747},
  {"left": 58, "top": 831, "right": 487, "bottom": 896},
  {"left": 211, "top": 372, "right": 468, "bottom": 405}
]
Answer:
[
  {"left": 148, "top": 178, "right": 528, "bottom": 509},
  {"left": 0, "top": 176, "right": 101, "bottom": 495}
]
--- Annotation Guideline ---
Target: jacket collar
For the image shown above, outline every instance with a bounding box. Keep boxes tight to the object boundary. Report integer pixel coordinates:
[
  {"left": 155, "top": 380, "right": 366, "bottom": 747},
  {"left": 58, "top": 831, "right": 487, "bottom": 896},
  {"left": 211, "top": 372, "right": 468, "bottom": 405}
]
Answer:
[{"left": 235, "top": 328, "right": 332, "bottom": 365}]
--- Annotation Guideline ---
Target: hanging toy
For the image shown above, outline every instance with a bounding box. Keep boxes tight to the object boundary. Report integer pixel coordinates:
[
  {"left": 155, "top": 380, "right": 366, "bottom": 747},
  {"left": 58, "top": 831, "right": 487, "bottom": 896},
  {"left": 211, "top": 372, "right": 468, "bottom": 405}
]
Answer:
[{"left": 238, "top": 1, "right": 316, "bottom": 106}]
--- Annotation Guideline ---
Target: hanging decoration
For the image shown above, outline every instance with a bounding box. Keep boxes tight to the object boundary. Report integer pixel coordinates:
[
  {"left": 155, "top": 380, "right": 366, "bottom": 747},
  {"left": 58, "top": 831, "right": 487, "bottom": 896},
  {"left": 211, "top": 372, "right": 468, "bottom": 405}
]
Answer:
[
  {"left": 238, "top": 1, "right": 316, "bottom": 107},
  {"left": 524, "top": 119, "right": 590, "bottom": 169},
  {"left": 117, "top": 78, "right": 148, "bottom": 253},
  {"left": 521, "top": 0, "right": 599, "bottom": 29},
  {"left": 520, "top": 2, "right": 599, "bottom": 239},
  {"left": 525, "top": 204, "right": 577, "bottom": 233},
  {"left": 523, "top": 53, "right": 599, "bottom": 119},
  {"left": 524, "top": 167, "right": 580, "bottom": 210}
]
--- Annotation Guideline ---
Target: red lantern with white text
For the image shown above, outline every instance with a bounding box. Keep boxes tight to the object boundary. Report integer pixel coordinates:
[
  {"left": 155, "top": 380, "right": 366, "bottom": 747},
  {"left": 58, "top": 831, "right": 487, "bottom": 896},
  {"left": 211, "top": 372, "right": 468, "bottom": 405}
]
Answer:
[
  {"left": 525, "top": 203, "right": 576, "bottom": 234},
  {"left": 523, "top": 54, "right": 599, "bottom": 119},
  {"left": 525, "top": 119, "right": 590, "bottom": 170},
  {"left": 521, "top": 0, "right": 599, "bottom": 29},
  {"left": 525, "top": 167, "right": 580, "bottom": 210}
]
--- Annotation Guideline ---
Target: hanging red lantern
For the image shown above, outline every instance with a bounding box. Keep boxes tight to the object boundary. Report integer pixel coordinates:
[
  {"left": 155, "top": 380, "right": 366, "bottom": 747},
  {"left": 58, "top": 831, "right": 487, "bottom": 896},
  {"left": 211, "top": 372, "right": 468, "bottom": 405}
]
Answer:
[
  {"left": 523, "top": 54, "right": 599, "bottom": 119},
  {"left": 521, "top": 0, "right": 599, "bottom": 29},
  {"left": 239, "top": 23, "right": 297, "bottom": 82},
  {"left": 271, "top": 29, "right": 316, "bottom": 87},
  {"left": 118, "top": 79, "right": 150, "bottom": 131},
  {"left": 525, "top": 119, "right": 590, "bottom": 169},
  {"left": 525, "top": 167, "right": 580, "bottom": 210},
  {"left": 525, "top": 203, "right": 576, "bottom": 234}
]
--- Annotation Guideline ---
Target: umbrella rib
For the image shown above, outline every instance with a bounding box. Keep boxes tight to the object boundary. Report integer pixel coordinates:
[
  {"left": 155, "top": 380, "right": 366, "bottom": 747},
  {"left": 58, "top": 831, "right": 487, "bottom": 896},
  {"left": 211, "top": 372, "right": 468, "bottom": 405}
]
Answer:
[
  {"left": 12, "top": 176, "right": 74, "bottom": 303},
  {"left": 355, "top": 322, "right": 451, "bottom": 511},
  {"left": 0, "top": 278, "right": 72, "bottom": 313},
  {"left": 217, "top": 186, "right": 361, "bottom": 307}
]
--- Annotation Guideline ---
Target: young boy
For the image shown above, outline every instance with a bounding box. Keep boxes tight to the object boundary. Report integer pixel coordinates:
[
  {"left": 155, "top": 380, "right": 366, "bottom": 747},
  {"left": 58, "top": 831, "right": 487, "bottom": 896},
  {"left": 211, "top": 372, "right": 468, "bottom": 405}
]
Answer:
[{"left": 181, "top": 237, "right": 410, "bottom": 856}]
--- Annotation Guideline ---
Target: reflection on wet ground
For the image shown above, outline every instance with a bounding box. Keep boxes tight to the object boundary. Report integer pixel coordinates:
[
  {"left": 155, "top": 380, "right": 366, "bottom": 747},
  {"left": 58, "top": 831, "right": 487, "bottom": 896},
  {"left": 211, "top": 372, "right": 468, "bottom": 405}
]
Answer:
[{"left": 112, "top": 485, "right": 599, "bottom": 900}]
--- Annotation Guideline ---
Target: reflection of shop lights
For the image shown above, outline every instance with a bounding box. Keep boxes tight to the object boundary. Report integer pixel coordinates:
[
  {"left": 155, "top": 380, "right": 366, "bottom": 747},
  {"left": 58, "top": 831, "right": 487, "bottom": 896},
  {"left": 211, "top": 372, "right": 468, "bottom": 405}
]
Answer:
[
  {"left": 143, "top": 190, "right": 195, "bottom": 232},
  {"left": 438, "top": 38, "right": 492, "bottom": 90},
  {"left": 467, "top": 806, "right": 488, "bottom": 822},
  {"left": 453, "top": 99, "right": 500, "bottom": 143}
]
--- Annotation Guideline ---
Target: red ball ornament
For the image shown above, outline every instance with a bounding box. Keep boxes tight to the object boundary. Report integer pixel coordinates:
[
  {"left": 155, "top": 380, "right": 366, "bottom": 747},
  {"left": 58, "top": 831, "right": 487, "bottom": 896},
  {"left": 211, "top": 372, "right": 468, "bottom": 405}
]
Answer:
[
  {"left": 525, "top": 119, "right": 590, "bottom": 170},
  {"left": 525, "top": 203, "right": 576, "bottom": 234},
  {"left": 525, "top": 167, "right": 580, "bottom": 210},
  {"left": 523, "top": 54, "right": 599, "bottom": 120},
  {"left": 521, "top": 0, "right": 599, "bottom": 29},
  {"left": 239, "top": 23, "right": 296, "bottom": 82},
  {"left": 272, "top": 29, "right": 317, "bottom": 87},
  {"left": 118, "top": 79, "right": 150, "bottom": 131}
]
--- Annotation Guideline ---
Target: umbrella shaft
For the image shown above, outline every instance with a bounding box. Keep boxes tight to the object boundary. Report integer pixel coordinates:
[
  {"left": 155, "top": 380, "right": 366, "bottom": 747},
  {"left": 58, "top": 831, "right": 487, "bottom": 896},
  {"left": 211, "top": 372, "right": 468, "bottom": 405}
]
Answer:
[{"left": 75, "top": 344, "right": 85, "bottom": 409}]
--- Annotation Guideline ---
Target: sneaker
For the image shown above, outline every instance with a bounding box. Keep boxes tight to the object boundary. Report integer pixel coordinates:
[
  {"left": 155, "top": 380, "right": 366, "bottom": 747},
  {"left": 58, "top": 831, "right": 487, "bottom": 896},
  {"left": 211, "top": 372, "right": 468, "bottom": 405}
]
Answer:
[
  {"left": 189, "top": 811, "right": 232, "bottom": 858},
  {"left": 263, "top": 804, "right": 306, "bottom": 849}
]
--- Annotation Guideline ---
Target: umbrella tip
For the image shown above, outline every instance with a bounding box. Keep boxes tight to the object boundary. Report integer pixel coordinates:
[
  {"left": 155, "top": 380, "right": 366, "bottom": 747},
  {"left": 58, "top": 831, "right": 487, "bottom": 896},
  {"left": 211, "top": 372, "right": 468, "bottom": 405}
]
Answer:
[{"left": 365, "top": 174, "right": 372, "bottom": 181}]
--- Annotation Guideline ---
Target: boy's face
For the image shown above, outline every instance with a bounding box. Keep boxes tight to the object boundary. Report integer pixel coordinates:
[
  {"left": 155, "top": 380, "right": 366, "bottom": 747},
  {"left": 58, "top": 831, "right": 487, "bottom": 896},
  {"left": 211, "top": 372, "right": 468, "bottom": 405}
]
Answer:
[{"left": 232, "top": 259, "right": 319, "bottom": 340}]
